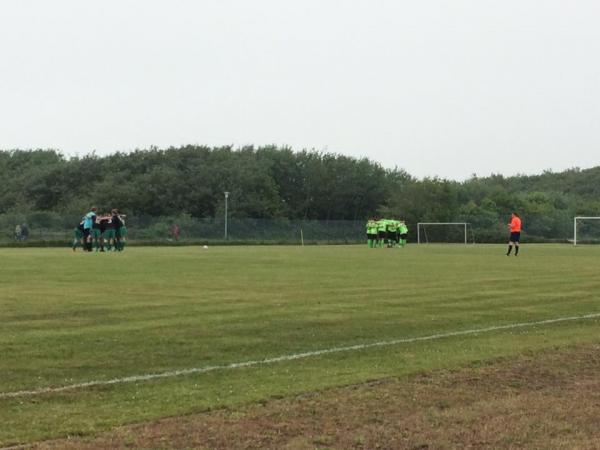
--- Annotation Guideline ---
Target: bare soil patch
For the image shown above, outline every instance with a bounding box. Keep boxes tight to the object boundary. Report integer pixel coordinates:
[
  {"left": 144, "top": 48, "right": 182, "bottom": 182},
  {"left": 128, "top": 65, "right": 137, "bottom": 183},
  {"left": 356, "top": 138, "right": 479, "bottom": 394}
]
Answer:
[{"left": 34, "top": 343, "right": 600, "bottom": 449}]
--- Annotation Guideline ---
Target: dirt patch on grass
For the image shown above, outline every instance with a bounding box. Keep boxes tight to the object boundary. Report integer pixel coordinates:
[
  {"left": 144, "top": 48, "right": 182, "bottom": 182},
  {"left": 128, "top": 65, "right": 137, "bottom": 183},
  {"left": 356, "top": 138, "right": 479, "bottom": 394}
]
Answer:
[{"left": 35, "top": 343, "right": 600, "bottom": 449}]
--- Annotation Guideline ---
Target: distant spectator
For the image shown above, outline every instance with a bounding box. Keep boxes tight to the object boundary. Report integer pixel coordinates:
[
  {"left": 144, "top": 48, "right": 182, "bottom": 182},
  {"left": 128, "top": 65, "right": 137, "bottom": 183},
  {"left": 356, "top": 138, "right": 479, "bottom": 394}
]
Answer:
[
  {"left": 20, "top": 223, "right": 29, "bottom": 241},
  {"left": 14, "top": 224, "right": 22, "bottom": 241},
  {"left": 171, "top": 224, "right": 181, "bottom": 241}
]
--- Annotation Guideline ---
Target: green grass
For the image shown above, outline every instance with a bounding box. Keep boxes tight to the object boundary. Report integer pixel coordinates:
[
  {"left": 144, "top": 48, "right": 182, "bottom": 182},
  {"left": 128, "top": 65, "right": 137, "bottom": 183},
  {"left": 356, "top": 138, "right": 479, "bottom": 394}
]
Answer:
[{"left": 1, "top": 244, "right": 600, "bottom": 445}]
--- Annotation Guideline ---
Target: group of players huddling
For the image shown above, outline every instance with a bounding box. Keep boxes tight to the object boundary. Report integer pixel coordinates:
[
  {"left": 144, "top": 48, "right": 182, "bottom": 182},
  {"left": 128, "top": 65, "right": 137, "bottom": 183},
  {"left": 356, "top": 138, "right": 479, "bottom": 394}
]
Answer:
[
  {"left": 73, "top": 207, "right": 127, "bottom": 252},
  {"left": 366, "top": 218, "right": 408, "bottom": 248}
]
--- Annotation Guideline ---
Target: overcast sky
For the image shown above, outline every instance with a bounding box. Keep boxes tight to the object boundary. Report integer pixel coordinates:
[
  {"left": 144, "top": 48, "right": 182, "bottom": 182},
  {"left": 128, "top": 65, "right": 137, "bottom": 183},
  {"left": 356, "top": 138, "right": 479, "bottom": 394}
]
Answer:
[{"left": 1, "top": 1, "right": 599, "bottom": 180}]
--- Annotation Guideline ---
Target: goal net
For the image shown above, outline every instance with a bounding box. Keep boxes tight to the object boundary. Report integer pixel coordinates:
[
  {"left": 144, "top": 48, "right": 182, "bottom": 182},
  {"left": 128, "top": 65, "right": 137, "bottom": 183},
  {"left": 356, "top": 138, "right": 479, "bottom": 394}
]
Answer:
[
  {"left": 417, "top": 222, "right": 474, "bottom": 244},
  {"left": 573, "top": 217, "right": 600, "bottom": 245}
]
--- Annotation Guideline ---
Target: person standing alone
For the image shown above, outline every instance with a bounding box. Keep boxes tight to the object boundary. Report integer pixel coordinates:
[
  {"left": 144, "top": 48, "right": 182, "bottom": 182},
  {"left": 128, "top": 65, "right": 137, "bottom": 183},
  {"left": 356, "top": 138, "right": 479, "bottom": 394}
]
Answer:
[{"left": 506, "top": 212, "right": 522, "bottom": 256}]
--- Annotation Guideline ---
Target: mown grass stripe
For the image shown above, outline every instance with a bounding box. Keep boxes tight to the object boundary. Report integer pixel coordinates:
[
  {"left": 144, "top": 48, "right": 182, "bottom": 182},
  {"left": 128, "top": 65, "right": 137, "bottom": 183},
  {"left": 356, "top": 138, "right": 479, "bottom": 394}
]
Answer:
[{"left": 2, "top": 311, "right": 599, "bottom": 400}]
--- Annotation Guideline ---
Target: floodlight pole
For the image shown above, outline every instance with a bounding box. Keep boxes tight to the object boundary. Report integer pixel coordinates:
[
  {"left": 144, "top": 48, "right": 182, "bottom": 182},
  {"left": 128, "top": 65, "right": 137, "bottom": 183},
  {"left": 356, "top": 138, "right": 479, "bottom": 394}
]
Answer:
[{"left": 224, "top": 191, "right": 229, "bottom": 240}]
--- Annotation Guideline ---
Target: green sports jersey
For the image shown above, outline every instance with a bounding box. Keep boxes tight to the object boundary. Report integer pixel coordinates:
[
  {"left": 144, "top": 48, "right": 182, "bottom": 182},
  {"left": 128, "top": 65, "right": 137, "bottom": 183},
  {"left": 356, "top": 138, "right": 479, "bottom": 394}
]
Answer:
[
  {"left": 74, "top": 227, "right": 83, "bottom": 239},
  {"left": 399, "top": 223, "right": 408, "bottom": 234},
  {"left": 377, "top": 220, "right": 387, "bottom": 232},
  {"left": 91, "top": 229, "right": 102, "bottom": 238},
  {"left": 103, "top": 229, "right": 116, "bottom": 239},
  {"left": 366, "top": 220, "right": 378, "bottom": 234},
  {"left": 387, "top": 221, "right": 398, "bottom": 232},
  {"left": 118, "top": 225, "right": 128, "bottom": 237}
]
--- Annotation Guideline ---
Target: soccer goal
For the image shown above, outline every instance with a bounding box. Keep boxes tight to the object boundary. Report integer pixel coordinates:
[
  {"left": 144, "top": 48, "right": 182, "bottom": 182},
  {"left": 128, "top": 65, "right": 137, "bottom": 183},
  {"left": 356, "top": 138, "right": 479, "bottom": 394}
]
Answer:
[
  {"left": 417, "top": 222, "right": 475, "bottom": 244},
  {"left": 573, "top": 217, "right": 600, "bottom": 245}
]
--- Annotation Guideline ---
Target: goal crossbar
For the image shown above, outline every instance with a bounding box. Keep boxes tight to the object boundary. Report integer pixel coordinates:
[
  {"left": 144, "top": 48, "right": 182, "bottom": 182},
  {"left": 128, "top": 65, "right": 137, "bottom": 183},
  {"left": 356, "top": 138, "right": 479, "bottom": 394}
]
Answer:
[
  {"left": 417, "top": 222, "right": 472, "bottom": 244},
  {"left": 573, "top": 216, "right": 600, "bottom": 246}
]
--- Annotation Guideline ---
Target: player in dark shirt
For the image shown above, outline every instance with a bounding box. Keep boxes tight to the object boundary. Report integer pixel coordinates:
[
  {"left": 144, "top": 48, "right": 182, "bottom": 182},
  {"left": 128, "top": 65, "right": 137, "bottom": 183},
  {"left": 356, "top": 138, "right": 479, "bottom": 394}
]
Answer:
[
  {"left": 112, "top": 209, "right": 126, "bottom": 251},
  {"left": 97, "top": 215, "right": 111, "bottom": 252},
  {"left": 102, "top": 214, "right": 116, "bottom": 251},
  {"left": 91, "top": 215, "right": 102, "bottom": 252}
]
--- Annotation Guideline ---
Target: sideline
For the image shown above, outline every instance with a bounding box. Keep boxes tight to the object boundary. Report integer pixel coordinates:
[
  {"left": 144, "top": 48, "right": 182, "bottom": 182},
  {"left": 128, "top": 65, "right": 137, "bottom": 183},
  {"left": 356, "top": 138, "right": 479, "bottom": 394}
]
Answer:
[{"left": 2, "top": 312, "right": 599, "bottom": 400}]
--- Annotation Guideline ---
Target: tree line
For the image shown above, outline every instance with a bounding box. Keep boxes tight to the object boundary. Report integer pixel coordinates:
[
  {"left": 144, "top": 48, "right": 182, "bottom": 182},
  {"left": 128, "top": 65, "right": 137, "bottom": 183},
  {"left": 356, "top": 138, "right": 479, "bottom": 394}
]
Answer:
[{"left": 1, "top": 146, "right": 599, "bottom": 241}]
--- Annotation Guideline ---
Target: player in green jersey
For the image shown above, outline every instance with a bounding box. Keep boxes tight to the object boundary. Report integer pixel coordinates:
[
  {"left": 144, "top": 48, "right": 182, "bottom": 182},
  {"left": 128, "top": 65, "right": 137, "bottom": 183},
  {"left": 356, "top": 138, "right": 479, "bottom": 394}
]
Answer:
[
  {"left": 398, "top": 221, "right": 408, "bottom": 247},
  {"left": 376, "top": 219, "right": 387, "bottom": 248},
  {"left": 366, "top": 219, "right": 378, "bottom": 248},
  {"left": 91, "top": 217, "right": 102, "bottom": 252},
  {"left": 386, "top": 219, "right": 399, "bottom": 248},
  {"left": 102, "top": 215, "right": 116, "bottom": 251},
  {"left": 118, "top": 223, "right": 127, "bottom": 251}
]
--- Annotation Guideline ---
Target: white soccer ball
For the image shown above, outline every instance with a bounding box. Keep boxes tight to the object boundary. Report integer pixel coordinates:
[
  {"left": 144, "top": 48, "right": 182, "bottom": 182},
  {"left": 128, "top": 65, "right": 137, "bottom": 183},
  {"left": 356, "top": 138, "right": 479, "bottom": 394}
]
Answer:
[{"left": 203, "top": 245, "right": 208, "bottom": 249}]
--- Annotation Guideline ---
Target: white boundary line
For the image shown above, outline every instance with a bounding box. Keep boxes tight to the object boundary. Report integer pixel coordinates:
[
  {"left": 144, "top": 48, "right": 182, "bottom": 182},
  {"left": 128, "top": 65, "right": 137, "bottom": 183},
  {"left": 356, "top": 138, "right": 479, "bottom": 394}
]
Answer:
[{"left": 1, "top": 312, "right": 599, "bottom": 400}]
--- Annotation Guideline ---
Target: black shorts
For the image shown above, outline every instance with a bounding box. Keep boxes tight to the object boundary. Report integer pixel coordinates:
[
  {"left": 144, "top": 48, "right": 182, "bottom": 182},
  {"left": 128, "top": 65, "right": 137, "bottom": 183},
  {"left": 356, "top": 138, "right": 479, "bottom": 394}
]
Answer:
[
  {"left": 83, "top": 228, "right": 91, "bottom": 239},
  {"left": 377, "top": 231, "right": 386, "bottom": 239},
  {"left": 367, "top": 233, "right": 377, "bottom": 240},
  {"left": 510, "top": 232, "right": 521, "bottom": 242}
]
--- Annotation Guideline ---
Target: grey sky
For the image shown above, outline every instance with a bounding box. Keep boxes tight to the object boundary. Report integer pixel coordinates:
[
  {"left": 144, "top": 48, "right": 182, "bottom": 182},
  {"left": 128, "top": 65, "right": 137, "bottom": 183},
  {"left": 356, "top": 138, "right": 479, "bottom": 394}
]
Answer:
[{"left": 1, "top": 0, "right": 599, "bottom": 180}]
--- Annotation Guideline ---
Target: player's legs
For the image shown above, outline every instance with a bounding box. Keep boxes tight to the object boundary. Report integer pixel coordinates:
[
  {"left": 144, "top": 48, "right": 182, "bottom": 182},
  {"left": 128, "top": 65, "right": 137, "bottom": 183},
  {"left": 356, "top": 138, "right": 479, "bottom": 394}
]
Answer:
[
  {"left": 115, "top": 227, "right": 127, "bottom": 251},
  {"left": 116, "top": 236, "right": 126, "bottom": 251},
  {"left": 82, "top": 229, "right": 91, "bottom": 251},
  {"left": 377, "top": 230, "right": 385, "bottom": 248},
  {"left": 114, "top": 230, "right": 121, "bottom": 251},
  {"left": 104, "top": 229, "right": 115, "bottom": 251},
  {"left": 92, "top": 229, "right": 101, "bottom": 251},
  {"left": 507, "top": 232, "right": 521, "bottom": 255},
  {"left": 72, "top": 229, "right": 81, "bottom": 251},
  {"left": 119, "top": 226, "right": 127, "bottom": 250}
]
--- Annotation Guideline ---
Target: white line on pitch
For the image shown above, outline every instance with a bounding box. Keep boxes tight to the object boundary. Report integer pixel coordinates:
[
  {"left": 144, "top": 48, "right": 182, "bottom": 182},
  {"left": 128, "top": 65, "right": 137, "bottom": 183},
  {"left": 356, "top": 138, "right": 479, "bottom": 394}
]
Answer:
[{"left": 2, "top": 312, "right": 599, "bottom": 400}]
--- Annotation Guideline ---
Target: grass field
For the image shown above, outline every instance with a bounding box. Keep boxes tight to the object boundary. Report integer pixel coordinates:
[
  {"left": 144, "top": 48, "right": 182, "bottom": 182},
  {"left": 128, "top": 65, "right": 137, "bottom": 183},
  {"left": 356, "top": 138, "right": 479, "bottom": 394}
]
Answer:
[{"left": 1, "top": 244, "right": 600, "bottom": 447}]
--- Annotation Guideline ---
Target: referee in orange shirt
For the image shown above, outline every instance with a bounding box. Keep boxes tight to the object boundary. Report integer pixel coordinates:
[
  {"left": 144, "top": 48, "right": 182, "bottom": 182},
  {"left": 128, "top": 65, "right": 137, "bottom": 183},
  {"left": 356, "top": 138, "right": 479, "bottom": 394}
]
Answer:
[{"left": 506, "top": 212, "right": 522, "bottom": 256}]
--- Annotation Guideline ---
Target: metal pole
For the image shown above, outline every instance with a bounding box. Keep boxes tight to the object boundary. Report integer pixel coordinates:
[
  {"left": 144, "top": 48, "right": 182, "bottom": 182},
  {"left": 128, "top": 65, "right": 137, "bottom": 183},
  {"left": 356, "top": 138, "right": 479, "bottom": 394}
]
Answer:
[
  {"left": 574, "top": 217, "right": 577, "bottom": 246},
  {"left": 224, "top": 191, "right": 229, "bottom": 240},
  {"left": 417, "top": 223, "right": 420, "bottom": 244},
  {"left": 464, "top": 223, "right": 467, "bottom": 245}
]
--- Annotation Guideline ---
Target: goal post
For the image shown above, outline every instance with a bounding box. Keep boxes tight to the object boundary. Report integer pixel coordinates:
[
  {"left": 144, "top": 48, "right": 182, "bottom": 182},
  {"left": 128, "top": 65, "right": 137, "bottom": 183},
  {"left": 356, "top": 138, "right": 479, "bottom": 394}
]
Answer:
[
  {"left": 417, "top": 222, "right": 474, "bottom": 244},
  {"left": 573, "top": 217, "right": 600, "bottom": 246}
]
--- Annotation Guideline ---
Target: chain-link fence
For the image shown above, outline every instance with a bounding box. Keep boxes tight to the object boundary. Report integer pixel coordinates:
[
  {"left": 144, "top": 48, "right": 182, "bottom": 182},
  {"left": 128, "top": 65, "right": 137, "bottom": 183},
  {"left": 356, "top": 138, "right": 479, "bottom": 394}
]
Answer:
[
  {"left": 0, "top": 211, "right": 585, "bottom": 246},
  {"left": 0, "top": 212, "right": 366, "bottom": 245}
]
